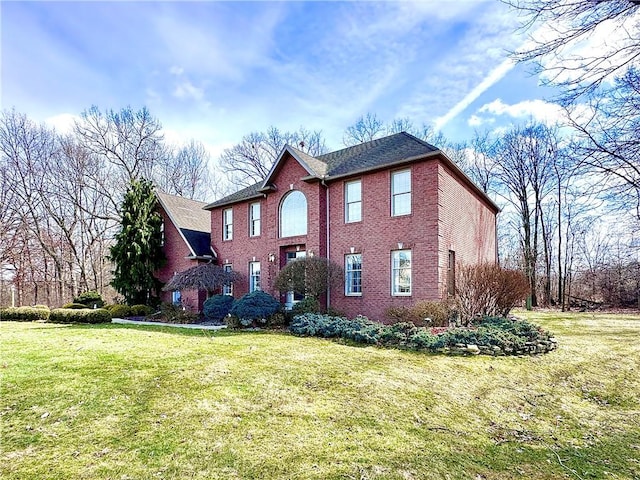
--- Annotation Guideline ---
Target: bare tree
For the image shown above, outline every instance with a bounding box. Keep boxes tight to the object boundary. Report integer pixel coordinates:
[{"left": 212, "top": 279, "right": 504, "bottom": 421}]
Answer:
[
  {"left": 492, "top": 122, "right": 558, "bottom": 307},
  {"left": 74, "top": 105, "right": 165, "bottom": 183},
  {"left": 155, "top": 140, "right": 215, "bottom": 200},
  {"left": 507, "top": 0, "right": 640, "bottom": 103},
  {"left": 219, "top": 126, "right": 327, "bottom": 189},
  {"left": 566, "top": 68, "right": 640, "bottom": 224}
]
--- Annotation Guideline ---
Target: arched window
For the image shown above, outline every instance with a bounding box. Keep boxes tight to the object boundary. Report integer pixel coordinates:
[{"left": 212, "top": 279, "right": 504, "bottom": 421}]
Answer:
[{"left": 280, "top": 190, "right": 307, "bottom": 237}]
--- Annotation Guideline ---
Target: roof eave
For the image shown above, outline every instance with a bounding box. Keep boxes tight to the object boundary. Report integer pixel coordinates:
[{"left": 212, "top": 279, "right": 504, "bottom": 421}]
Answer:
[{"left": 204, "top": 192, "right": 264, "bottom": 210}]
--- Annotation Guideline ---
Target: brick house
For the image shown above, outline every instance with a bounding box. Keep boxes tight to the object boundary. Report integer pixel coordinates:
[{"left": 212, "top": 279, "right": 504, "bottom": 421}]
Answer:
[
  {"left": 155, "top": 192, "right": 215, "bottom": 310},
  {"left": 202, "top": 132, "right": 499, "bottom": 321}
]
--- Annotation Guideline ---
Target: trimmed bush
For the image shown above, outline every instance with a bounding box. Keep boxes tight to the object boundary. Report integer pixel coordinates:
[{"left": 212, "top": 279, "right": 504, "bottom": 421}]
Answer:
[
  {"left": 0, "top": 306, "right": 50, "bottom": 322},
  {"left": 73, "top": 290, "right": 105, "bottom": 308},
  {"left": 108, "top": 304, "right": 133, "bottom": 318},
  {"left": 49, "top": 308, "right": 111, "bottom": 324},
  {"left": 291, "top": 297, "right": 321, "bottom": 315},
  {"left": 230, "top": 291, "right": 281, "bottom": 327},
  {"left": 130, "top": 304, "right": 153, "bottom": 317},
  {"left": 62, "top": 303, "right": 91, "bottom": 309},
  {"left": 203, "top": 295, "right": 235, "bottom": 322}
]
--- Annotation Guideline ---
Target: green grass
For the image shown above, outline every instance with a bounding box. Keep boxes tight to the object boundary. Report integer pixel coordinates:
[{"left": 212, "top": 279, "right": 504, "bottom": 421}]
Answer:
[{"left": 1, "top": 311, "right": 639, "bottom": 479}]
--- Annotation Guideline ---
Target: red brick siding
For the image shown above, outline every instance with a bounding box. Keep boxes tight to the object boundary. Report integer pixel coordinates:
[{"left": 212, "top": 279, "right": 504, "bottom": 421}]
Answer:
[
  {"left": 328, "top": 161, "right": 442, "bottom": 320},
  {"left": 437, "top": 161, "right": 498, "bottom": 296},
  {"left": 211, "top": 154, "right": 326, "bottom": 300},
  {"left": 155, "top": 207, "right": 206, "bottom": 311},
  {"left": 209, "top": 154, "right": 498, "bottom": 322}
]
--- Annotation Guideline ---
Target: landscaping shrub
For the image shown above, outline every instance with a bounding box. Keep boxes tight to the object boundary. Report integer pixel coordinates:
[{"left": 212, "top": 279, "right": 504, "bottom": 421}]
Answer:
[
  {"left": 73, "top": 290, "right": 105, "bottom": 308},
  {"left": 385, "top": 301, "right": 455, "bottom": 327},
  {"left": 456, "top": 263, "right": 530, "bottom": 325},
  {"left": 0, "top": 306, "right": 50, "bottom": 322},
  {"left": 290, "top": 313, "right": 555, "bottom": 355},
  {"left": 62, "top": 303, "right": 92, "bottom": 309},
  {"left": 229, "top": 291, "right": 281, "bottom": 327},
  {"left": 203, "top": 295, "right": 235, "bottom": 322},
  {"left": 108, "top": 304, "right": 133, "bottom": 318},
  {"left": 130, "top": 304, "right": 153, "bottom": 317},
  {"left": 158, "top": 303, "right": 199, "bottom": 324},
  {"left": 291, "top": 297, "right": 321, "bottom": 315},
  {"left": 273, "top": 256, "right": 343, "bottom": 300},
  {"left": 49, "top": 308, "right": 111, "bottom": 324}
]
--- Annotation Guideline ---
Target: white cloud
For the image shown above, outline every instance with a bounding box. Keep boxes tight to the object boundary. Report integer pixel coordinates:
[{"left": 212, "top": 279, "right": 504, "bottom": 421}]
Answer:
[
  {"left": 434, "top": 58, "right": 516, "bottom": 131},
  {"left": 173, "top": 80, "right": 204, "bottom": 102},
  {"left": 476, "top": 98, "right": 565, "bottom": 125},
  {"left": 169, "top": 66, "right": 184, "bottom": 76},
  {"left": 45, "top": 113, "right": 78, "bottom": 134}
]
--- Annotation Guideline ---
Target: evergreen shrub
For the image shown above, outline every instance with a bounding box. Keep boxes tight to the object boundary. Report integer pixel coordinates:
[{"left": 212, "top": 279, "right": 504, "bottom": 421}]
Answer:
[
  {"left": 62, "top": 303, "right": 91, "bottom": 309},
  {"left": 203, "top": 295, "right": 235, "bottom": 322},
  {"left": 130, "top": 304, "right": 153, "bottom": 317},
  {"left": 229, "top": 291, "right": 281, "bottom": 327},
  {"left": 0, "top": 306, "right": 51, "bottom": 322},
  {"left": 73, "top": 290, "right": 105, "bottom": 308},
  {"left": 108, "top": 304, "right": 133, "bottom": 318},
  {"left": 290, "top": 313, "right": 554, "bottom": 355},
  {"left": 49, "top": 308, "right": 111, "bottom": 324}
]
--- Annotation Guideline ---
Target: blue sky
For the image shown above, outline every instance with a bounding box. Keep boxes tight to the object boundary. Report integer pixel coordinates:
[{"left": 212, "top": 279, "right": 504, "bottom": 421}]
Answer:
[{"left": 2, "top": 1, "right": 561, "bottom": 157}]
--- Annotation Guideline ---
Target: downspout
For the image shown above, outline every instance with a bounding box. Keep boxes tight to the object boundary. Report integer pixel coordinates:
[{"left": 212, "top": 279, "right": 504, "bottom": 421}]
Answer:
[{"left": 322, "top": 176, "right": 330, "bottom": 310}]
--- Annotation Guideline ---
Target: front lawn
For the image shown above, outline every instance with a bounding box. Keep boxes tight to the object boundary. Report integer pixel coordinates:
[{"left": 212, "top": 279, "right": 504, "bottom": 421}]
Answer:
[{"left": 1, "top": 311, "right": 639, "bottom": 479}]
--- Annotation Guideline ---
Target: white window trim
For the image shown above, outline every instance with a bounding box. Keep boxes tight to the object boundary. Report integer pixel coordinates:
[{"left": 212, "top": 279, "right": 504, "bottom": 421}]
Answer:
[
  {"left": 249, "top": 202, "right": 261, "bottom": 237},
  {"left": 222, "top": 264, "right": 233, "bottom": 296},
  {"left": 249, "top": 261, "right": 261, "bottom": 293},
  {"left": 345, "top": 253, "right": 362, "bottom": 296},
  {"left": 345, "top": 179, "right": 362, "bottom": 223},
  {"left": 223, "top": 208, "right": 233, "bottom": 241},
  {"left": 391, "top": 169, "right": 411, "bottom": 217},
  {"left": 279, "top": 190, "right": 308, "bottom": 238},
  {"left": 391, "top": 249, "right": 412, "bottom": 296}
]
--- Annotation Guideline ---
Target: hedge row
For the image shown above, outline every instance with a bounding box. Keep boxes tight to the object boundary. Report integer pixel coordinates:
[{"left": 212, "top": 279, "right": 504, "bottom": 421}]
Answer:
[
  {"left": 49, "top": 308, "right": 112, "bottom": 324},
  {"left": 289, "top": 314, "right": 557, "bottom": 356},
  {"left": 0, "top": 306, "right": 50, "bottom": 322}
]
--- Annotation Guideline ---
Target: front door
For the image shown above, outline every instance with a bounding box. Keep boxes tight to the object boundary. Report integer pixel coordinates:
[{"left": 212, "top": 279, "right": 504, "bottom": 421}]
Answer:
[{"left": 285, "top": 250, "right": 306, "bottom": 309}]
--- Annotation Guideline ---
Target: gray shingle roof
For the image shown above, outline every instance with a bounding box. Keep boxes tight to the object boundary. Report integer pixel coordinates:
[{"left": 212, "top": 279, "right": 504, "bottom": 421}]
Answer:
[
  {"left": 320, "top": 132, "right": 438, "bottom": 176},
  {"left": 157, "top": 191, "right": 214, "bottom": 257},
  {"left": 204, "top": 182, "right": 263, "bottom": 209},
  {"left": 206, "top": 132, "right": 440, "bottom": 208}
]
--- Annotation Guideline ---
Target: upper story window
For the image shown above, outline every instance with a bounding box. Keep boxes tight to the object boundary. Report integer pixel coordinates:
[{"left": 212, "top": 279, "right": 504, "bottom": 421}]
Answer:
[
  {"left": 345, "top": 253, "right": 362, "bottom": 296},
  {"left": 280, "top": 190, "right": 307, "bottom": 237},
  {"left": 160, "top": 220, "right": 165, "bottom": 246},
  {"left": 249, "top": 202, "right": 261, "bottom": 237},
  {"left": 223, "top": 208, "right": 233, "bottom": 240},
  {"left": 391, "top": 249, "right": 412, "bottom": 296},
  {"left": 345, "top": 179, "right": 362, "bottom": 223},
  {"left": 391, "top": 169, "right": 411, "bottom": 216}
]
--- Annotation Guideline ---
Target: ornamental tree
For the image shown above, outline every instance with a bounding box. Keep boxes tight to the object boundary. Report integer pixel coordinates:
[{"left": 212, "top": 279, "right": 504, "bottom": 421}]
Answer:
[{"left": 109, "top": 179, "right": 165, "bottom": 304}]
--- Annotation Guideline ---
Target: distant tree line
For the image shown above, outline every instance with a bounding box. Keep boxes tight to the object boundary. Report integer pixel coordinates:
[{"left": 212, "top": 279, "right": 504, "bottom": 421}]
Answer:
[{"left": 2, "top": 0, "right": 638, "bottom": 309}]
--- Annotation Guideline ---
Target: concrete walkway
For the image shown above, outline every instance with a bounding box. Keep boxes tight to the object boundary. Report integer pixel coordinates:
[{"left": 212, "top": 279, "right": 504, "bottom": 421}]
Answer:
[{"left": 112, "top": 318, "right": 227, "bottom": 330}]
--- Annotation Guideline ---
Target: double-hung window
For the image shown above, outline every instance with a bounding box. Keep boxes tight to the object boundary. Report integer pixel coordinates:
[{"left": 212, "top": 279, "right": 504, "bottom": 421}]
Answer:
[
  {"left": 223, "top": 208, "right": 233, "bottom": 240},
  {"left": 249, "top": 261, "right": 261, "bottom": 293},
  {"left": 391, "top": 170, "right": 411, "bottom": 216},
  {"left": 345, "top": 254, "right": 362, "bottom": 296},
  {"left": 391, "top": 249, "right": 412, "bottom": 295},
  {"left": 345, "top": 180, "right": 362, "bottom": 223},
  {"left": 249, "top": 202, "right": 261, "bottom": 237},
  {"left": 222, "top": 264, "right": 233, "bottom": 296}
]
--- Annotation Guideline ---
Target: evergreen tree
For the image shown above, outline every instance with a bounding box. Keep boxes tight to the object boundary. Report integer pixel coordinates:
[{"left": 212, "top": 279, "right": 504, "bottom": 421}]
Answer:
[{"left": 109, "top": 179, "right": 166, "bottom": 304}]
